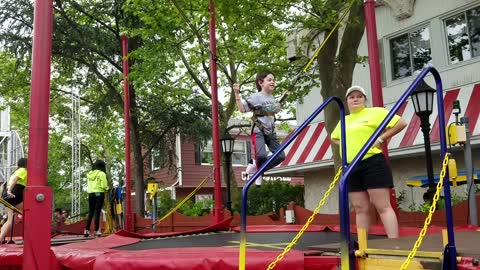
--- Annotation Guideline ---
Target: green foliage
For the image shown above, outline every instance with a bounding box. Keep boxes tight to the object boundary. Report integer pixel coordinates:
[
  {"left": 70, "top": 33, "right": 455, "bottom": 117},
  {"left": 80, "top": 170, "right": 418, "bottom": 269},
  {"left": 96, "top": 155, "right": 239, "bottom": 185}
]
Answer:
[
  {"left": 1, "top": 0, "right": 214, "bottom": 213},
  {"left": 417, "top": 197, "right": 447, "bottom": 213},
  {"left": 178, "top": 199, "right": 213, "bottom": 217},
  {"left": 1, "top": 0, "right": 360, "bottom": 216},
  {"left": 155, "top": 191, "right": 213, "bottom": 217},
  {"left": 399, "top": 191, "right": 467, "bottom": 213},
  {"left": 124, "top": 0, "right": 295, "bottom": 118},
  {"left": 237, "top": 181, "right": 304, "bottom": 215},
  {"left": 156, "top": 190, "right": 177, "bottom": 217}
]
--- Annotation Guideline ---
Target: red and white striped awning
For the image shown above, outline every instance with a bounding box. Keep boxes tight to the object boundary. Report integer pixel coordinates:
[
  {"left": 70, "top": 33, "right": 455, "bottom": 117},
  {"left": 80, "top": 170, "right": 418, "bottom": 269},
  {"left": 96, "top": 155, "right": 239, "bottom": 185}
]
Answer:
[{"left": 280, "top": 83, "right": 480, "bottom": 167}]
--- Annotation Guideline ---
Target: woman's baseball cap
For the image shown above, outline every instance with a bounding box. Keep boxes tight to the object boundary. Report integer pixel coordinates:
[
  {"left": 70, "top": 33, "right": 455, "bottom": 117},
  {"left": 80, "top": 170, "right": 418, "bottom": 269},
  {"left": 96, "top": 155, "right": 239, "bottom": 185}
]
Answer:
[{"left": 345, "top": 85, "right": 366, "bottom": 98}]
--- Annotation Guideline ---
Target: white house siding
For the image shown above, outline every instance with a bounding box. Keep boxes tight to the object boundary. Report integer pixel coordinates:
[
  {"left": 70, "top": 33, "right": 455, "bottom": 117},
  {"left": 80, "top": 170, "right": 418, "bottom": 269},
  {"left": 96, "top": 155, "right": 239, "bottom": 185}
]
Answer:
[
  {"left": 303, "top": 169, "right": 338, "bottom": 214},
  {"left": 273, "top": 0, "right": 480, "bottom": 213}
]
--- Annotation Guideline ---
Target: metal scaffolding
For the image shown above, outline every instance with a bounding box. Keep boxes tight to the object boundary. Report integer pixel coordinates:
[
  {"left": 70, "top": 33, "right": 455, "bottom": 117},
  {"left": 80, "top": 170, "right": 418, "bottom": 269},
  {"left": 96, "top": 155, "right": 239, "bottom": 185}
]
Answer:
[
  {"left": 0, "top": 131, "right": 25, "bottom": 184},
  {"left": 71, "top": 89, "right": 81, "bottom": 222},
  {"left": 0, "top": 106, "right": 25, "bottom": 194}
]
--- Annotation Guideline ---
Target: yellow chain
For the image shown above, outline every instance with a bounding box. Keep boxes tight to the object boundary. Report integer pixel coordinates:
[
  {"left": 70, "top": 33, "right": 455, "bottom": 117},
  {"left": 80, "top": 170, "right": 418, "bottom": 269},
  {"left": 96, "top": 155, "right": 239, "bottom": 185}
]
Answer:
[
  {"left": 399, "top": 154, "right": 450, "bottom": 270},
  {"left": 266, "top": 168, "right": 343, "bottom": 270},
  {"left": 0, "top": 197, "right": 23, "bottom": 214},
  {"left": 104, "top": 192, "right": 116, "bottom": 234}
]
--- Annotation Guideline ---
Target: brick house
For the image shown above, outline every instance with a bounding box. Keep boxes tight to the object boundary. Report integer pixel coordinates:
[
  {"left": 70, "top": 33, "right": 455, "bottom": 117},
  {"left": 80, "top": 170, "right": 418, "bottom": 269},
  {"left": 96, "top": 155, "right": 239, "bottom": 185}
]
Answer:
[{"left": 145, "top": 122, "right": 303, "bottom": 204}]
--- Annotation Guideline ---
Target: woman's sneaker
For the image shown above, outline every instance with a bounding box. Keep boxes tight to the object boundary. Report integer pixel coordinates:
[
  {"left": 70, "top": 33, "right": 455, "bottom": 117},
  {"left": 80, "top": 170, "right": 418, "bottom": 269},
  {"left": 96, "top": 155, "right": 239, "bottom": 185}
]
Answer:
[
  {"left": 83, "top": 230, "right": 90, "bottom": 238},
  {"left": 94, "top": 230, "right": 102, "bottom": 237}
]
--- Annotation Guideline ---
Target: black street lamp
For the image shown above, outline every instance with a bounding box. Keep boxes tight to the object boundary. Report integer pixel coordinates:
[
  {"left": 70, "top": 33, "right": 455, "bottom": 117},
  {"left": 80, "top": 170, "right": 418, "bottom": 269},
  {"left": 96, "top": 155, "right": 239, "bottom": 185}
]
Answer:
[
  {"left": 411, "top": 79, "right": 436, "bottom": 202},
  {"left": 220, "top": 134, "right": 235, "bottom": 214}
]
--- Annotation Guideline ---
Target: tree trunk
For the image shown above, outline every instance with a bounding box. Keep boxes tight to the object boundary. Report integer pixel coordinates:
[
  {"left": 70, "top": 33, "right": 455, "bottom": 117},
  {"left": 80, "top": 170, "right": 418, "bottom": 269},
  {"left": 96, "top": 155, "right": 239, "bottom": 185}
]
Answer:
[
  {"left": 128, "top": 82, "right": 146, "bottom": 216},
  {"left": 318, "top": 0, "right": 366, "bottom": 170}
]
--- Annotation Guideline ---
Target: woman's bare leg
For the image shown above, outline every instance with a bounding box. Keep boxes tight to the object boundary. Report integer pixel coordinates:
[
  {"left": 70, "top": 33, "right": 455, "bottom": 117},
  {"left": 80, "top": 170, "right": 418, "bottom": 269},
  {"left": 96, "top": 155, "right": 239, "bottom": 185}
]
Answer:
[
  {"left": 368, "top": 188, "right": 399, "bottom": 238},
  {"left": 0, "top": 208, "right": 14, "bottom": 242},
  {"left": 349, "top": 191, "right": 371, "bottom": 232}
]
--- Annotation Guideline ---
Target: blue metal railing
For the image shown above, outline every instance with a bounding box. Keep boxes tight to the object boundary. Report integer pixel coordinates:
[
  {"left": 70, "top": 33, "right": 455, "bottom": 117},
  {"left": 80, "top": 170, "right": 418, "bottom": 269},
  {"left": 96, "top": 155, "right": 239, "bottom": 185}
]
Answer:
[
  {"left": 238, "top": 96, "right": 348, "bottom": 269},
  {"left": 338, "top": 66, "right": 457, "bottom": 270}
]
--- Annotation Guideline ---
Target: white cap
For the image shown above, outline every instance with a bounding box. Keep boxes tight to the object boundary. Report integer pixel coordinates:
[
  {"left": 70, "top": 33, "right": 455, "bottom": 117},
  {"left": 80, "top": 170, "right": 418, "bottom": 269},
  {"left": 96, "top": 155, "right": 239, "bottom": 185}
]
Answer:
[{"left": 345, "top": 85, "right": 366, "bottom": 98}]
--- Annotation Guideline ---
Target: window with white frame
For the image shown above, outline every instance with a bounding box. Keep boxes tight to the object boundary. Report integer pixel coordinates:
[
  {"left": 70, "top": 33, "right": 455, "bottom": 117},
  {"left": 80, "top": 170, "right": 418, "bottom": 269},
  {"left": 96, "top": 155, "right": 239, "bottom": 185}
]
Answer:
[
  {"left": 201, "top": 140, "right": 248, "bottom": 166},
  {"left": 200, "top": 141, "right": 214, "bottom": 165},
  {"left": 445, "top": 6, "right": 480, "bottom": 64},
  {"left": 232, "top": 140, "right": 248, "bottom": 166},
  {"left": 150, "top": 147, "right": 164, "bottom": 171},
  {"left": 390, "top": 26, "right": 432, "bottom": 80}
]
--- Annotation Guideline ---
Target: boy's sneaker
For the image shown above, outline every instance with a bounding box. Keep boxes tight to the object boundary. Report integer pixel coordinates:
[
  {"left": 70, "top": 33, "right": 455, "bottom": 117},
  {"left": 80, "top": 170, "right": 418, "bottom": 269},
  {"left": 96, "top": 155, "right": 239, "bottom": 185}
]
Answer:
[
  {"left": 95, "top": 230, "right": 102, "bottom": 237},
  {"left": 254, "top": 175, "right": 263, "bottom": 186},
  {"left": 245, "top": 159, "right": 256, "bottom": 175},
  {"left": 246, "top": 159, "right": 263, "bottom": 186},
  {"left": 83, "top": 229, "right": 90, "bottom": 238}
]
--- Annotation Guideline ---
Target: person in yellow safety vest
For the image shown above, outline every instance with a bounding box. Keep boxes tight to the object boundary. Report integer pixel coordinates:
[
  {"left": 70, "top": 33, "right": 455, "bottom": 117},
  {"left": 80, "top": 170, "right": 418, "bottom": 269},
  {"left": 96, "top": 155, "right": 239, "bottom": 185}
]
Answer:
[
  {"left": 0, "top": 158, "right": 27, "bottom": 244},
  {"left": 84, "top": 159, "right": 108, "bottom": 237},
  {"left": 331, "top": 85, "right": 407, "bottom": 239}
]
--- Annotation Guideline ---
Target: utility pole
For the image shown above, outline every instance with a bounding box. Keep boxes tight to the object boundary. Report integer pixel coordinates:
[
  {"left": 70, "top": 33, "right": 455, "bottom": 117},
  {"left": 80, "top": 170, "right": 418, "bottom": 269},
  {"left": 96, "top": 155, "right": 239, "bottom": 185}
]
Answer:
[{"left": 461, "top": 117, "right": 478, "bottom": 226}]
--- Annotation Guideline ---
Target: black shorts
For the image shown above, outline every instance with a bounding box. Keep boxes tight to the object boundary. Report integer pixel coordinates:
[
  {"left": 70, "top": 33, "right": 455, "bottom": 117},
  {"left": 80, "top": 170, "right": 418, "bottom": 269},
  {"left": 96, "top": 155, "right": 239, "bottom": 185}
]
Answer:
[
  {"left": 4, "top": 184, "right": 25, "bottom": 206},
  {"left": 347, "top": 154, "right": 394, "bottom": 192}
]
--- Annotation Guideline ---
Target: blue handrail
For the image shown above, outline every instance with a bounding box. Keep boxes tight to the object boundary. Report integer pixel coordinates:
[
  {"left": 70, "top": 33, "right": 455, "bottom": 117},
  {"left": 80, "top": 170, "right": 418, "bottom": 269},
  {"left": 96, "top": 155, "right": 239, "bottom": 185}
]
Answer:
[
  {"left": 238, "top": 96, "right": 347, "bottom": 269},
  {"left": 338, "top": 65, "right": 457, "bottom": 270}
]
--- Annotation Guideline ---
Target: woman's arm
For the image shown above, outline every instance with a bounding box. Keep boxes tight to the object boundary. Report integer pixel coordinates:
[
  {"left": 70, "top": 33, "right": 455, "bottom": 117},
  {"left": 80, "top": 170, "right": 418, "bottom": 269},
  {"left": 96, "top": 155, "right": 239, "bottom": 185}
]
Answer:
[
  {"left": 233, "top": 83, "right": 246, "bottom": 113},
  {"left": 100, "top": 173, "right": 109, "bottom": 192},
  {"left": 378, "top": 117, "right": 408, "bottom": 144},
  {"left": 7, "top": 175, "right": 19, "bottom": 197}
]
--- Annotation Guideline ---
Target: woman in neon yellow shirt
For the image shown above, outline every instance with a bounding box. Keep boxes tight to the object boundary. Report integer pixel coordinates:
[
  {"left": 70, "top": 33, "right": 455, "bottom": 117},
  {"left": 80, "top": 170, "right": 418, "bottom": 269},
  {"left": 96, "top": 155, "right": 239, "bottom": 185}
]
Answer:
[
  {"left": 84, "top": 159, "right": 108, "bottom": 237},
  {"left": 0, "top": 158, "right": 27, "bottom": 244},
  {"left": 331, "top": 86, "right": 407, "bottom": 238}
]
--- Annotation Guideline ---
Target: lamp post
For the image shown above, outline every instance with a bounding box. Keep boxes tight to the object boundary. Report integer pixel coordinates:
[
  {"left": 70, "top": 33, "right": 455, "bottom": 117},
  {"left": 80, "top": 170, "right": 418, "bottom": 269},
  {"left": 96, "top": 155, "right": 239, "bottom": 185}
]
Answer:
[
  {"left": 221, "top": 134, "right": 235, "bottom": 214},
  {"left": 411, "top": 79, "right": 436, "bottom": 203}
]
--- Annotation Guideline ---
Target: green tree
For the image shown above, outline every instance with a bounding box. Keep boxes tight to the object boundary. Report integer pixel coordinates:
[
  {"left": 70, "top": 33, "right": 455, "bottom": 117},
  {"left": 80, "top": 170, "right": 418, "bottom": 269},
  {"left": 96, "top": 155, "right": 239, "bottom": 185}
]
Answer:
[
  {"left": 290, "top": 0, "right": 366, "bottom": 167},
  {"left": 125, "top": 0, "right": 297, "bottom": 206},
  {"left": 0, "top": 0, "right": 212, "bottom": 214}
]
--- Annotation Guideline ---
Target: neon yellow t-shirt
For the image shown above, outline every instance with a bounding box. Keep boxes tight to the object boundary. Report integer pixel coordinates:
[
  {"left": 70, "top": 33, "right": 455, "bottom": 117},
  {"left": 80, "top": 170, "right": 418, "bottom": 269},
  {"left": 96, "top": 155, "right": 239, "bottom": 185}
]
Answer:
[
  {"left": 331, "top": 107, "right": 400, "bottom": 163},
  {"left": 11, "top": 167, "right": 27, "bottom": 187}
]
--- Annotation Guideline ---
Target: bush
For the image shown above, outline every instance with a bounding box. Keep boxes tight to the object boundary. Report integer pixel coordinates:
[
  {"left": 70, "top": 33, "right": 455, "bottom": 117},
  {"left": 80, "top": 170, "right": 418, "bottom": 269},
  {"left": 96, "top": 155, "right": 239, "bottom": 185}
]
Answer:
[
  {"left": 177, "top": 198, "right": 213, "bottom": 216},
  {"left": 235, "top": 181, "right": 304, "bottom": 215},
  {"left": 156, "top": 190, "right": 177, "bottom": 217},
  {"left": 155, "top": 190, "right": 213, "bottom": 217}
]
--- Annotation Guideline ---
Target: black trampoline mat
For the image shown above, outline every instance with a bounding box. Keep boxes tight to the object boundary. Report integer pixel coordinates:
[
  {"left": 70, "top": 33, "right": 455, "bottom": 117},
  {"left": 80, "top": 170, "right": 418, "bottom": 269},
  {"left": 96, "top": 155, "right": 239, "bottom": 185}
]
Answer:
[{"left": 115, "top": 231, "right": 386, "bottom": 251}]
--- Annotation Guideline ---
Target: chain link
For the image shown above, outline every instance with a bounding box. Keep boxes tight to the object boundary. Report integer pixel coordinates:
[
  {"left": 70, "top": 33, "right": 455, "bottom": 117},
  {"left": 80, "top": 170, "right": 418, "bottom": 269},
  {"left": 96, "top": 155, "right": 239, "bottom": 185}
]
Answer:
[
  {"left": 399, "top": 154, "right": 450, "bottom": 270},
  {"left": 266, "top": 168, "right": 343, "bottom": 270}
]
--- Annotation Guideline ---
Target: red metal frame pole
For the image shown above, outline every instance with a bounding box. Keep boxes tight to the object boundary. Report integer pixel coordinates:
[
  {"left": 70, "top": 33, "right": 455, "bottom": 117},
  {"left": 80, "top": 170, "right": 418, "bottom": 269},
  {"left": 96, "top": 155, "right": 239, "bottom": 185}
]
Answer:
[
  {"left": 364, "top": 0, "right": 399, "bottom": 215},
  {"left": 209, "top": 0, "right": 224, "bottom": 223},
  {"left": 121, "top": 35, "right": 133, "bottom": 231},
  {"left": 23, "top": 0, "right": 54, "bottom": 269}
]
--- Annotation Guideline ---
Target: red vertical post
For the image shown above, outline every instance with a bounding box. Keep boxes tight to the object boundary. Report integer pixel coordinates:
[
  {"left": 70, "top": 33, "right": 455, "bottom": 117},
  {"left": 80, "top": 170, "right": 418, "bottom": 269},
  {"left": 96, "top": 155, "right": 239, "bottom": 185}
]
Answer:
[
  {"left": 209, "top": 0, "right": 224, "bottom": 223},
  {"left": 364, "top": 0, "right": 399, "bottom": 215},
  {"left": 23, "top": 0, "right": 54, "bottom": 269},
  {"left": 121, "top": 35, "right": 133, "bottom": 231}
]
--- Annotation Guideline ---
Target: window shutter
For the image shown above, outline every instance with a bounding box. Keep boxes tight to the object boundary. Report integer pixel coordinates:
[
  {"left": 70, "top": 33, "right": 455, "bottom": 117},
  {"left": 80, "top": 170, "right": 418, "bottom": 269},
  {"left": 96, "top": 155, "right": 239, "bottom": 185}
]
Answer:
[
  {"left": 194, "top": 144, "right": 202, "bottom": 165},
  {"left": 246, "top": 141, "right": 252, "bottom": 163}
]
